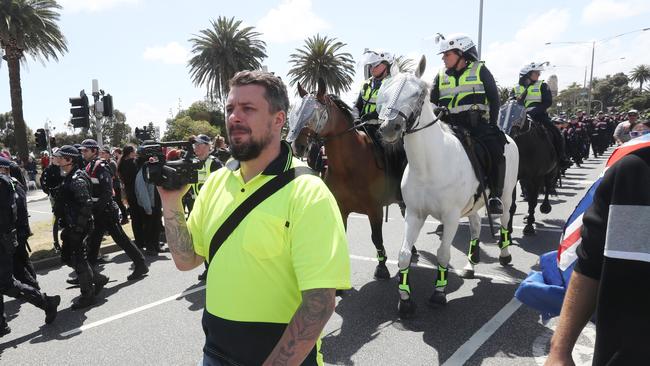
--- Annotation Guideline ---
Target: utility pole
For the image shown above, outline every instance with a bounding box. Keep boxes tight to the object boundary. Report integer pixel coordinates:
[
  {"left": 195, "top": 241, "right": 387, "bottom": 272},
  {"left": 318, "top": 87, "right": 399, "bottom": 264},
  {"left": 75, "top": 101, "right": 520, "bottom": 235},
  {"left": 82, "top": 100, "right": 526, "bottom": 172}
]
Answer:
[
  {"left": 92, "top": 79, "right": 103, "bottom": 146},
  {"left": 586, "top": 41, "right": 595, "bottom": 116},
  {"left": 477, "top": 0, "right": 484, "bottom": 59}
]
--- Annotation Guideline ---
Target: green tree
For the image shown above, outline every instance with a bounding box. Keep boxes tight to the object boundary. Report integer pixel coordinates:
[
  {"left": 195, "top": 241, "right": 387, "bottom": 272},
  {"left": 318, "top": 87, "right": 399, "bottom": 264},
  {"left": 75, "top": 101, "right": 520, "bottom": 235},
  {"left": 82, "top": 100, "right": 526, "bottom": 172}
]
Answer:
[
  {"left": 497, "top": 86, "right": 511, "bottom": 105},
  {"left": 101, "top": 109, "right": 132, "bottom": 148},
  {"left": 592, "top": 73, "right": 633, "bottom": 109},
  {"left": 288, "top": 34, "right": 355, "bottom": 95},
  {"left": 0, "top": 0, "right": 68, "bottom": 164},
  {"left": 629, "top": 64, "right": 650, "bottom": 92},
  {"left": 554, "top": 82, "right": 586, "bottom": 114},
  {"left": 163, "top": 116, "right": 220, "bottom": 141},
  {"left": 188, "top": 16, "right": 267, "bottom": 117}
]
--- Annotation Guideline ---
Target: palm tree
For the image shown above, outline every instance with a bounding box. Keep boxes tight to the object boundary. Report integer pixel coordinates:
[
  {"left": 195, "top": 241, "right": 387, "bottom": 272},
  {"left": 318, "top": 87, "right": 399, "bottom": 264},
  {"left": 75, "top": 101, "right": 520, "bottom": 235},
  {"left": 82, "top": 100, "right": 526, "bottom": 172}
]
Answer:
[
  {"left": 0, "top": 0, "right": 68, "bottom": 164},
  {"left": 629, "top": 64, "right": 650, "bottom": 92},
  {"left": 188, "top": 16, "right": 267, "bottom": 117},
  {"left": 288, "top": 34, "right": 355, "bottom": 95}
]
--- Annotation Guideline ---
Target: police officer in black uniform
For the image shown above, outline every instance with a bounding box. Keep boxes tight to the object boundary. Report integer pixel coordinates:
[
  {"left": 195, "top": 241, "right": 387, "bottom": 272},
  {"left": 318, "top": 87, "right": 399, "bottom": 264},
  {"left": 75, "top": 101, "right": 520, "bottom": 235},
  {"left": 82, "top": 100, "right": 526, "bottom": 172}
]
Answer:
[
  {"left": 1, "top": 157, "right": 60, "bottom": 334},
  {"left": 55, "top": 146, "right": 110, "bottom": 309},
  {"left": 9, "top": 165, "right": 39, "bottom": 289},
  {"left": 40, "top": 148, "right": 64, "bottom": 250},
  {"left": 79, "top": 139, "right": 148, "bottom": 280}
]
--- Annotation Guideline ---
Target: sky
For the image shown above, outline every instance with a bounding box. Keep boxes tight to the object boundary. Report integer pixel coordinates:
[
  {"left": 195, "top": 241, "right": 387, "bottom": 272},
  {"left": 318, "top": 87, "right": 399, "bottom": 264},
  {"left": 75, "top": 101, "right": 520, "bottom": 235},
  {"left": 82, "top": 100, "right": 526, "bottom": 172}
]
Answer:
[{"left": 1, "top": 0, "right": 649, "bottom": 138}]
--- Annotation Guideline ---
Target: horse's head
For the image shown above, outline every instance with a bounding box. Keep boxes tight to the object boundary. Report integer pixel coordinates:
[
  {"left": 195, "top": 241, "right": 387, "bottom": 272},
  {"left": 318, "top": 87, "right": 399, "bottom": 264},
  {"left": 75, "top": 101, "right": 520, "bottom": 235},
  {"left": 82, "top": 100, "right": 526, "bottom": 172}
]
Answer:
[
  {"left": 377, "top": 56, "right": 429, "bottom": 144},
  {"left": 287, "top": 79, "right": 329, "bottom": 157},
  {"left": 509, "top": 114, "right": 533, "bottom": 138}
]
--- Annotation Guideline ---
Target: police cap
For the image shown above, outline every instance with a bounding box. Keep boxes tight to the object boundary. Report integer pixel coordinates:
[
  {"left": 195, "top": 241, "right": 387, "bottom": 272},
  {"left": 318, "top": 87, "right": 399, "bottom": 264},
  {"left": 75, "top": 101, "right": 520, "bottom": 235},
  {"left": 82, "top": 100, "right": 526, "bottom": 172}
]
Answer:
[
  {"left": 80, "top": 139, "right": 99, "bottom": 150},
  {"left": 0, "top": 157, "right": 12, "bottom": 169},
  {"left": 53, "top": 145, "right": 81, "bottom": 158}
]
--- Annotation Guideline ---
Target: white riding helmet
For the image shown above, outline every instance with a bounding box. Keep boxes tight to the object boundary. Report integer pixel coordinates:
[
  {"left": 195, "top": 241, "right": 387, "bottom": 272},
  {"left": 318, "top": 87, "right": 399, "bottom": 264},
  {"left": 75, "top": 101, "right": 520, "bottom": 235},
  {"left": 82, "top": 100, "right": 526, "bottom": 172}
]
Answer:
[
  {"left": 519, "top": 62, "right": 549, "bottom": 77},
  {"left": 436, "top": 33, "right": 475, "bottom": 53},
  {"left": 359, "top": 49, "right": 395, "bottom": 69}
]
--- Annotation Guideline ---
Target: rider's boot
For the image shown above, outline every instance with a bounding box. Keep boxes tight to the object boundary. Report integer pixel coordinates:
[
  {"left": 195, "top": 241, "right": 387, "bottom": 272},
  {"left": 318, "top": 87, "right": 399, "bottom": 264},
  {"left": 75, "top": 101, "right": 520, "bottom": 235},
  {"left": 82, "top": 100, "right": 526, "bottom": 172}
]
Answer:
[{"left": 488, "top": 158, "right": 506, "bottom": 215}]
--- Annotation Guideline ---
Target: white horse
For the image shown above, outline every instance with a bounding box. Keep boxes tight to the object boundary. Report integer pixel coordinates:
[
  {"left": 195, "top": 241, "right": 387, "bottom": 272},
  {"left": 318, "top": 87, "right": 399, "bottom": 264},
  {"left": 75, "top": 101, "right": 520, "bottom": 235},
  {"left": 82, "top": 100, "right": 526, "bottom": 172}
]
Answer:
[{"left": 377, "top": 56, "right": 519, "bottom": 317}]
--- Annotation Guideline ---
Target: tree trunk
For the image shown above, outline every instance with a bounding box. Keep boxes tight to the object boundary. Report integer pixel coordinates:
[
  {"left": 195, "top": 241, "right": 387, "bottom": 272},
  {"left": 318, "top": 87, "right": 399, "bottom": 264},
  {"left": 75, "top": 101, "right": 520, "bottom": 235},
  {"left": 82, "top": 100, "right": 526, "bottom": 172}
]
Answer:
[{"left": 6, "top": 48, "right": 29, "bottom": 165}]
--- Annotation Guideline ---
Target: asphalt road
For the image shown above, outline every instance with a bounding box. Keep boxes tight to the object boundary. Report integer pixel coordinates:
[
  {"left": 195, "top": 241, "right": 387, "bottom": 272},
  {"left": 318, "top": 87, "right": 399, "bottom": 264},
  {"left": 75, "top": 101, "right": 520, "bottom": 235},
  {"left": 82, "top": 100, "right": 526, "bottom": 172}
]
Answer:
[{"left": 1, "top": 150, "right": 609, "bottom": 366}]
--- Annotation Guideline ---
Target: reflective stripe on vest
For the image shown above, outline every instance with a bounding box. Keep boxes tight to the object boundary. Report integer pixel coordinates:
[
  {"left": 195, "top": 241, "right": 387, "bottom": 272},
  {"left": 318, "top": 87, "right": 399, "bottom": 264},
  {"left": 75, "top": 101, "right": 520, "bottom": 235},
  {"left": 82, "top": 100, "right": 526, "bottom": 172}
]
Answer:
[
  {"left": 513, "top": 80, "right": 543, "bottom": 110},
  {"left": 191, "top": 158, "right": 214, "bottom": 196},
  {"left": 438, "top": 61, "right": 489, "bottom": 115},
  {"left": 361, "top": 78, "right": 381, "bottom": 116}
]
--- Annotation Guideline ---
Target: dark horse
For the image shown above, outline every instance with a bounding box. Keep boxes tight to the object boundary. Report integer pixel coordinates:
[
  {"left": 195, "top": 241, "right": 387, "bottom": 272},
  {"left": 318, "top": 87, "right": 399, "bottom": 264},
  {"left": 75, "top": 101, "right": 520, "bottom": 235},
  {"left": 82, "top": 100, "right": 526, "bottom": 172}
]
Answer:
[
  {"left": 288, "top": 79, "right": 408, "bottom": 279},
  {"left": 510, "top": 115, "right": 559, "bottom": 235}
]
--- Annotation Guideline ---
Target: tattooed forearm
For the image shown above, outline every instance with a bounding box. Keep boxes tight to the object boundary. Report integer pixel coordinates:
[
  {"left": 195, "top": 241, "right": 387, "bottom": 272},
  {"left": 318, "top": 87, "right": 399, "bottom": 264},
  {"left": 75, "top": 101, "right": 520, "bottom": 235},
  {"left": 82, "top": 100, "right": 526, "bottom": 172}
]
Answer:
[
  {"left": 162, "top": 204, "right": 200, "bottom": 270},
  {"left": 264, "top": 288, "right": 336, "bottom": 366}
]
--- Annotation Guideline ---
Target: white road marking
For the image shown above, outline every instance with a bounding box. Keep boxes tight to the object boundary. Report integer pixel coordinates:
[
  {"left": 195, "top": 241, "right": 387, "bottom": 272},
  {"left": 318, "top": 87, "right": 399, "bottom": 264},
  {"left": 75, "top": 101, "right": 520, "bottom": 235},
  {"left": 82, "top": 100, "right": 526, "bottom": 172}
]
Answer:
[
  {"left": 348, "top": 214, "right": 564, "bottom": 233},
  {"left": 441, "top": 298, "right": 522, "bottom": 366},
  {"left": 60, "top": 285, "right": 205, "bottom": 337},
  {"left": 29, "top": 209, "right": 51, "bottom": 214}
]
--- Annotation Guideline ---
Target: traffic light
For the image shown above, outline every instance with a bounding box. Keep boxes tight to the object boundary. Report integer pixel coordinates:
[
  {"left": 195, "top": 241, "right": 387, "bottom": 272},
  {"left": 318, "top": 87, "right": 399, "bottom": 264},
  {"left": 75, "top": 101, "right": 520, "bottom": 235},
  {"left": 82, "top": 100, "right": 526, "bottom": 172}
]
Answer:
[
  {"left": 35, "top": 128, "right": 47, "bottom": 150},
  {"left": 102, "top": 94, "right": 113, "bottom": 117},
  {"left": 69, "top": 91, "right": 90, "bottom": 128}
]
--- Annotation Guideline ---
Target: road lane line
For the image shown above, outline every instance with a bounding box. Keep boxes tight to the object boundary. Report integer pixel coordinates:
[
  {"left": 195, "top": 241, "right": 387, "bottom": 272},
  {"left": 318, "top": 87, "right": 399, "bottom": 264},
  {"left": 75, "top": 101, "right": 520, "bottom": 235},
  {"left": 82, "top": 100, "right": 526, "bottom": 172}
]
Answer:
[
  {"left": 29, "top": 209, "right": 51, "bottom": 214},
  {"left": 349, "top": 254, "right": 522, "bottom": 285},
  {"left": 441, "top": 298, "right": 522, "bottom": 366},
  {"left": 348, "top": 214, "right": 564, "bottom": 233},
  {"left": 60, "top": 285, "right": 205, "bottom": 337}
]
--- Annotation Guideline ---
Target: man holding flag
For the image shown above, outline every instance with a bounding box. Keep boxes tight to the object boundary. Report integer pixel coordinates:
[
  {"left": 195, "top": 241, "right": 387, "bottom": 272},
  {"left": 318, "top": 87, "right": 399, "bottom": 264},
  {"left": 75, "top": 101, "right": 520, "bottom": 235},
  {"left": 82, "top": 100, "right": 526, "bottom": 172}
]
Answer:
[{"left": 516, "top": 132, "right": 650, "bottom": 365}]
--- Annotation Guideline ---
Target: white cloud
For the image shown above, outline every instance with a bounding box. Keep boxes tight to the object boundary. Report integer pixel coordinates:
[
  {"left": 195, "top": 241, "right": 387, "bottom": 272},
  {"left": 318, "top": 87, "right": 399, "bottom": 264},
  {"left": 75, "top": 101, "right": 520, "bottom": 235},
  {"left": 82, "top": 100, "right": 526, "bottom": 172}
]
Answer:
[
  {"left": 142, "top": 42, "right": 189, "bottom": 65},
  {"left": 257, "top": 0, "right": 330, "bottom": 43},
  {"left": 581, "top": 0, "right": 650, "bottom": 25},
  {"left": 59, "top": 0, "right": 139, "bottom": 13}
]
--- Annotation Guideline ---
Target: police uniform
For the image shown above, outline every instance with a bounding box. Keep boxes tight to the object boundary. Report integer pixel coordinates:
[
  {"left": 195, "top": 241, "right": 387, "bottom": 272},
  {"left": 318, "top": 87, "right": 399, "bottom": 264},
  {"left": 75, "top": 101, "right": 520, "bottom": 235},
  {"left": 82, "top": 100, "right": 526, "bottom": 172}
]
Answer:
[
  {"left": 40, "top": 162, "right": 63, "bottom": 248},
  {"left": 430, "top": 60, "right": 506, "bottom": 206},
  {"left": 80, "top": 140, "right": 148, "bottom": 280},
  {"left": 354, "top": 76, "right": 386, "bottom": 145},
  {"left": 0, "top": 157, "right": 59, "bottom": 328},
  {"left": 11, "top": 176, "right": 39, "bottom": 289}
]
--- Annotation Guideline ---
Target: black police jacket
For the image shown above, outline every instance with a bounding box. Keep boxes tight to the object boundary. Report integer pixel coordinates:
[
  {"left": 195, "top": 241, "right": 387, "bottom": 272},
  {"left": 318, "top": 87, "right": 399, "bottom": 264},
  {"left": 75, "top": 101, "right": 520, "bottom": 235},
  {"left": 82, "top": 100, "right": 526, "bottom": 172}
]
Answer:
[
  {"left": 85, "top": 158, "right": 115, "bottom": 211},
  {"left": 0, "top": 174, "right": 17, "bottom": 234},
  {"left": 61, "top": 168, "right": 94, "bottom": 232},
  {"left": 40, "top": 164, "right": 63, "bottom": 196}
]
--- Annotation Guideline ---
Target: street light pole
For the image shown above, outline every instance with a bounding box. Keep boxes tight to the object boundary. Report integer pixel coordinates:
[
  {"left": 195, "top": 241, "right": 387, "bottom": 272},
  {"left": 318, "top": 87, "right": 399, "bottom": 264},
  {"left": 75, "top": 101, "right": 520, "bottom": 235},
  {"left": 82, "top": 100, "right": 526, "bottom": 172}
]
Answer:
[
  {"left": 587, "top": 41, "right": 595, "bottom": 116},
  {"left": 477, "top": 0, "right": 484, "bottom": 59}
]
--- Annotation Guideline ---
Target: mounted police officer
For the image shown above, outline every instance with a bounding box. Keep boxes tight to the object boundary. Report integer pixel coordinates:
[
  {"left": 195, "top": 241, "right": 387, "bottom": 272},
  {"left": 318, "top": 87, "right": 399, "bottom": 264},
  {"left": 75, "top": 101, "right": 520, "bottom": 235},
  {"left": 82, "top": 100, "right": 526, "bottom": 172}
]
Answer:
[
  {"left": 186, "top": 134, "right": 222, "bottom": 281},
  {"left": 430, "top": 33, "right": 507, "bottom": 214},
  {"left": 79, "top": 139, "right": 148, "bottom": 281},
  {"left": 1, "top": 157, "right": 59, "bottom": 333},
  {"left": 514, "top": 62, "right": 570, "bottom": 169},
  {"left": 355, "top": 49, "right": 395, "bottom": 145},
  {"left": 54, "top": 146, "right": 110, "bottom": 309}
]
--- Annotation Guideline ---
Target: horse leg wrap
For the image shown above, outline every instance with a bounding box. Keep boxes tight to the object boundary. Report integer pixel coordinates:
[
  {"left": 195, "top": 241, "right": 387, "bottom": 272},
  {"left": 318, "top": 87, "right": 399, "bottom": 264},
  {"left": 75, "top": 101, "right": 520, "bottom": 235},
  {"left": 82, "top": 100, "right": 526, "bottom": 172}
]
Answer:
[
  {"left": 467, "top": 239, "right": 480, "bottom": 265},
  {"left": 499, "top": 227, "right": 511, "bottom": 250},
  {"left": 377, "top": 249, "right": 387, "bottom": 263},
  {"left": 435, "top": 265, "right": 448, "bottom": 290},
  {"left": 398, "top": 268, "right": 411, "bottom": 300}
]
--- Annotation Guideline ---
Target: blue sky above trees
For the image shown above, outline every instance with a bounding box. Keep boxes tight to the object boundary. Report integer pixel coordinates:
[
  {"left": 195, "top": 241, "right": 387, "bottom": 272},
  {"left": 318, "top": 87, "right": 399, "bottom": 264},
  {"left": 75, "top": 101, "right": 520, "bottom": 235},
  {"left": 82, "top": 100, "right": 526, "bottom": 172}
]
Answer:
[{"left": 1, "top": 0, "right": 649, "bottom": 135}]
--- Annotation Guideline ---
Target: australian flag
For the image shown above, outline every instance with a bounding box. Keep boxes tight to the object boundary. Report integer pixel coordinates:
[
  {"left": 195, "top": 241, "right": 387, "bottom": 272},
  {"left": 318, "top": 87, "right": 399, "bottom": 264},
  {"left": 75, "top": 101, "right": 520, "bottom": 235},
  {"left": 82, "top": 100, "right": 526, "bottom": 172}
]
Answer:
[{"left": 515, "top": 133, "right": 650, "bottom": 321}]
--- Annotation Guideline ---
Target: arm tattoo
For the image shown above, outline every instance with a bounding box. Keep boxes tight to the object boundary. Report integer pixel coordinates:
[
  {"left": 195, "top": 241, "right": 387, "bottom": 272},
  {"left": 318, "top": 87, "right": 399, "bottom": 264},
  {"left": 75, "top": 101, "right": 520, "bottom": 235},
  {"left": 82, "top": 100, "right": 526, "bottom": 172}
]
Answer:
[
  {"left": 265, "top": 288, "right": 335, "bottom": 366},
  {"left": 162, "top": 205, "right": 195, "bottom": 264}
]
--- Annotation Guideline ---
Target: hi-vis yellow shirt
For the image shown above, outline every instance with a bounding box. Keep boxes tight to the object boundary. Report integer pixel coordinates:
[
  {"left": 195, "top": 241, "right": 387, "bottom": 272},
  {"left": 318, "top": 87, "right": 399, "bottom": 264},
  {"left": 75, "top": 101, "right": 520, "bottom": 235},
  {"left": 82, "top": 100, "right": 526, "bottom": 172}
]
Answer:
[{"left": 187, "top": 142, "right": 351, "bottom": 325}]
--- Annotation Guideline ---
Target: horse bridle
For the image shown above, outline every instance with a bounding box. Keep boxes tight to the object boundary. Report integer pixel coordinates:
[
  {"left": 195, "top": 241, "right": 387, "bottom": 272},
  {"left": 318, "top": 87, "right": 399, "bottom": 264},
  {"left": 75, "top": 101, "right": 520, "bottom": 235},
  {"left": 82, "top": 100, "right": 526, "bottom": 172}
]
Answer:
[{"left": 302, "top": 94, "right": 369, "bottom": 146}]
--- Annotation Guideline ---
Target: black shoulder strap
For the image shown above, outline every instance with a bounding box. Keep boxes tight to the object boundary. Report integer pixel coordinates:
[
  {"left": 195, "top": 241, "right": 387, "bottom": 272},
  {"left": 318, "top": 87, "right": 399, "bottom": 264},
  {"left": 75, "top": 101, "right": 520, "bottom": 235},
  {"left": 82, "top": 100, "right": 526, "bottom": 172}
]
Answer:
[{"left": 208, "top": 166, "right": 316, "bottom": 265}]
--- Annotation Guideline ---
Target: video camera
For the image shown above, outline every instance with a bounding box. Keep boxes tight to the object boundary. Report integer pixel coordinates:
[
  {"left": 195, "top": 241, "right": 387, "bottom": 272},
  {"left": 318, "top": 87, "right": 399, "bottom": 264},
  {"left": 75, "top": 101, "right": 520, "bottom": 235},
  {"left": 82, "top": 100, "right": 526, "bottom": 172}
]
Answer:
[{"left": 139, "top": 138, "right": 203, "bottom": 190}]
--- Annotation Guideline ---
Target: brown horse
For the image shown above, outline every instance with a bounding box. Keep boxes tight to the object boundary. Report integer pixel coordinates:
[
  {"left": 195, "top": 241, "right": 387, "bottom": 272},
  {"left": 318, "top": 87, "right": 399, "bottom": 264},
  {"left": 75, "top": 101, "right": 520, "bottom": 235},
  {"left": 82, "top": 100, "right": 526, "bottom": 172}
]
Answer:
[{"left": 288, "top": 79, "right": 410, "bottom": 279}]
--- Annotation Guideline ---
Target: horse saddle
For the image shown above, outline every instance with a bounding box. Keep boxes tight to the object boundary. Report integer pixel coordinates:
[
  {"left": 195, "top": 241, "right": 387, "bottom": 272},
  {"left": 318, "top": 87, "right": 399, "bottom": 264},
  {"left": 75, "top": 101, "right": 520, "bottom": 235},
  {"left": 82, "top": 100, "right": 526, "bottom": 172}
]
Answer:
[{"left": 451, "top": 126, "right": 491, "bottom": 189}]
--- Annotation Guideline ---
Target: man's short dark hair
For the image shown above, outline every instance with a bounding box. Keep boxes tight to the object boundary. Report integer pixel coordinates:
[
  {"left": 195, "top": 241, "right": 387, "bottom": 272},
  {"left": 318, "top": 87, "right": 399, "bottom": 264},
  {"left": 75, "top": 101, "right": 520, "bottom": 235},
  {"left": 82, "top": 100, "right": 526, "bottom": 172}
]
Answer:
[{"left": 229, "top": 70, "right": 289, "bottom": 114}]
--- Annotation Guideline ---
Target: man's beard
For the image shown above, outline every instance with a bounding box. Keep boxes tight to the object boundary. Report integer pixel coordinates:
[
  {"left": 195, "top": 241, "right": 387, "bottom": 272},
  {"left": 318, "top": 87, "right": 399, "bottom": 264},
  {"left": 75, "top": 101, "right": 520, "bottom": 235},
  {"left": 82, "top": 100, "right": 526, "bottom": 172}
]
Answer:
[{"left": 229, "top": 124, "right": 273, "bottom": 162}]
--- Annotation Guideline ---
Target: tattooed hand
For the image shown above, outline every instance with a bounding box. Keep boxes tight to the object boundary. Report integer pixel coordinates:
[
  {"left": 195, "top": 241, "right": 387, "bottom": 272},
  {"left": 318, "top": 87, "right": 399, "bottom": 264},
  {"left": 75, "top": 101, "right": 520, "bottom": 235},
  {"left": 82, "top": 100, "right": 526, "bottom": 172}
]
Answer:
[
  {"left": 158, "top": 185, "right": 203, "bottom": 271},
  {"left": 263, "top": 288, "right": 336, "bottom": 366}
]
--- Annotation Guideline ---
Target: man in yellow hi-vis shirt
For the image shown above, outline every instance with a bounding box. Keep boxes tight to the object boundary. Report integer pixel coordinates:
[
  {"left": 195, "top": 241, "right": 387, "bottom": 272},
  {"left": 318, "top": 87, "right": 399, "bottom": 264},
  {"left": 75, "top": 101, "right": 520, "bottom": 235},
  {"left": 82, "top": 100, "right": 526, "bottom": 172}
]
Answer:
[{"left": 158, "top": 70, "right": 350, "bottom": 366}]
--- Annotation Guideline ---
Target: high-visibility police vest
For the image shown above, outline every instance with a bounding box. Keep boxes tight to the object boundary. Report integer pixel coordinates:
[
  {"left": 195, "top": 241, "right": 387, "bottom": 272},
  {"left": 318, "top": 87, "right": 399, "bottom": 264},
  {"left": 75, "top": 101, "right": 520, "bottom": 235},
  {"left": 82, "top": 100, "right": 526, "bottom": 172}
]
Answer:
[
  {"left": 360, "top": 77, "right": 383, "bottom": 116},
  {"left": 513, "top": 80, "right": 543, "bottom": 112},
  {"left": 191, "top": 156, "right": 216, "bottom": 197},
  {"left": 438, "top": 61, "right": 489, "bottom": 114}
]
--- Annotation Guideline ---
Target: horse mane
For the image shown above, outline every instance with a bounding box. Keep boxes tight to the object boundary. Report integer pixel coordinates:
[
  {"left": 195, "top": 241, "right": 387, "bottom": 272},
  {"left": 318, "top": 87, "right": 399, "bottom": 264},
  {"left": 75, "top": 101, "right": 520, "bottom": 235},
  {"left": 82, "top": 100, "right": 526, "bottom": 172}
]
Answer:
[{"left": 327, "top": 94, "right": 354, "bottom": 122}]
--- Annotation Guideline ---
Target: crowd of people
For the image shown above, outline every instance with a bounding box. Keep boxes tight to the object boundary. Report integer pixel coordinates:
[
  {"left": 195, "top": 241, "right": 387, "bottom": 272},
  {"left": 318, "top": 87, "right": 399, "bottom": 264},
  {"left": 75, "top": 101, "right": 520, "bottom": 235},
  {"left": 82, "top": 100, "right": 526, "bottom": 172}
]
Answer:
[{"left": 0, "top": 133, "right": 232, "bottom": 335}]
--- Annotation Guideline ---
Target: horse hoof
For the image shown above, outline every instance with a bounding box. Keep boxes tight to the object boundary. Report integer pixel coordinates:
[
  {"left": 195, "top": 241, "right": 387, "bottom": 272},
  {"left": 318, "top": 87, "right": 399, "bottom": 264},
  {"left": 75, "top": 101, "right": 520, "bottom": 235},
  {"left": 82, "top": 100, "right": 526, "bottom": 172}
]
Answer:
[
  {"left": 461, "top": 269, "right": 475, "bottom": 279},
  {"left": 523, "top": 224, "right": 536, "bottom": 236},
  {"left": 499, "top": 255, "right": 512, "bottom": 266},
  {"left": 469, "top": 250, "right": 480, "bottom": 265},
  {"left": 540, "top": 202, "right": 552, "bottom": 214},
  {"left": 411, "top": 248, "right": 420, "bottom": 262},
  {"left": 374, "top": 262, "right": 391, "bottom": 280},
  {"left": 428, "top": 291, "right": 447, "bottom": 308},
  {"left": 398, "top": 299, "right": 417, "bottom": 319}
]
